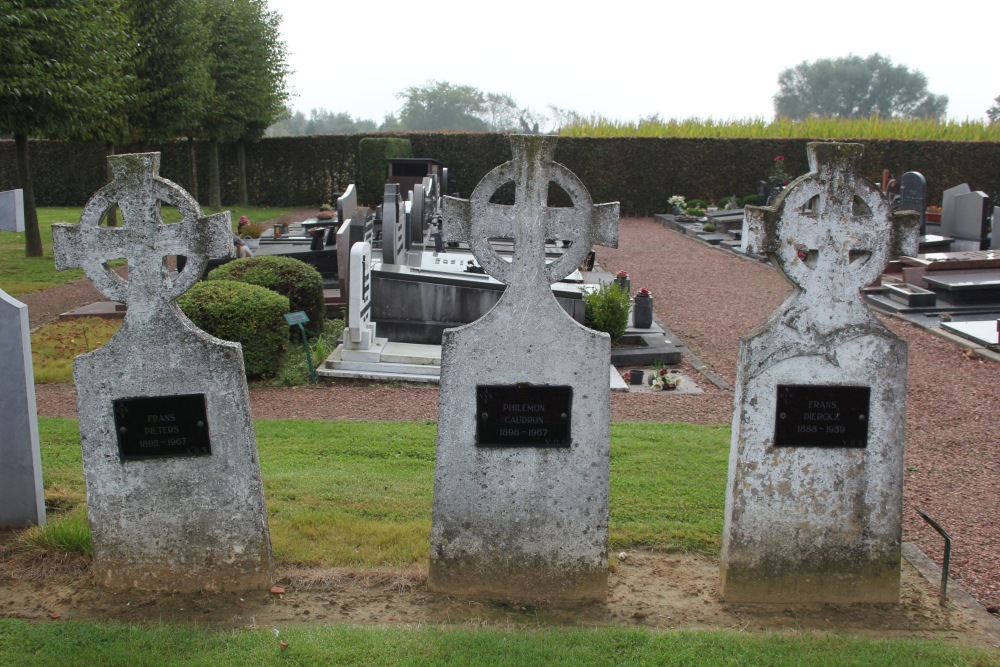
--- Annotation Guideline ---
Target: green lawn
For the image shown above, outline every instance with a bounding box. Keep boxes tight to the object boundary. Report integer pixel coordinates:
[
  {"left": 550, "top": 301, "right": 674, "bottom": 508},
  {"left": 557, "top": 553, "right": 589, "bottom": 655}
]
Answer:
[
  {"left": 29, "top": 419, "right": 728, "bottom": 565},
  {"left": 0, "top": 621, "right": 995, "bottom": 666},
  {"left": 16, "top": 419, "right": 999, "bottom": 666},
  {"left": 0, "top": 206, "right": 299, "bottom": 296}
]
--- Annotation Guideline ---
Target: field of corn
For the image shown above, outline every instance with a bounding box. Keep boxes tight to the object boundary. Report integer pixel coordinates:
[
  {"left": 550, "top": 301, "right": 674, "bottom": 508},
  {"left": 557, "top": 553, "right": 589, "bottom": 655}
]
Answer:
[{"left": 559, "top": 115, "right": 1000, "bottom": 141}]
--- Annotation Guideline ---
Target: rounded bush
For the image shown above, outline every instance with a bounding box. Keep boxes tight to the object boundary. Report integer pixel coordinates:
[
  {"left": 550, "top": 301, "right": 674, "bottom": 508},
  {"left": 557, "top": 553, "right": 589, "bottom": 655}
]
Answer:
[
  {"left": 178, "top": 281, "right": 290, "bottom": 379},
  {"left": 584, "top": 282, "right": 631, "bottom": 344},
  {"left": 207, "top": 256, "right": 326, "bottom": 333}
]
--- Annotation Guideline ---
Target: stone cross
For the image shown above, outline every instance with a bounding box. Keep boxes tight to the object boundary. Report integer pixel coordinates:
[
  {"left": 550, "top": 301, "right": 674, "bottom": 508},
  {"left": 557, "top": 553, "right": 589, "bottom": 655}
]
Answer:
[
  {"left": 723, "top": 143, "right": 920, "bottom": 603},
  {"left": 51, "top": 153, "right": 273, "bottom": 592},
  {"left": 429, "top": 135, "right": 619, "bottom": 601},
  {"left": 0, "top": 188, "right": 45, "bottom": 527}
]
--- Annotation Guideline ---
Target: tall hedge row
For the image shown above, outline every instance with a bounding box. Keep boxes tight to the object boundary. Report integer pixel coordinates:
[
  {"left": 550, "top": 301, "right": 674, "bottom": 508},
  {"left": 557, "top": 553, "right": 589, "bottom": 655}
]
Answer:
[{"left": 2, "top": 135, "right": 998, "bottom": 214}]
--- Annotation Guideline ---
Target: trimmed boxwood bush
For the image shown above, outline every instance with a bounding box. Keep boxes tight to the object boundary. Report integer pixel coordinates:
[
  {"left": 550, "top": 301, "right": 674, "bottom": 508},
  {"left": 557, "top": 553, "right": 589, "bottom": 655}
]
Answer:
[
  {"left": 584, "top": 282, "right": 631, "bottom": 344},
  {"left": 207, "top": 256, "right": 325, "bottom": 334},
  {"left": 178, "top": 281, "right": 290, "bottom": 379}
]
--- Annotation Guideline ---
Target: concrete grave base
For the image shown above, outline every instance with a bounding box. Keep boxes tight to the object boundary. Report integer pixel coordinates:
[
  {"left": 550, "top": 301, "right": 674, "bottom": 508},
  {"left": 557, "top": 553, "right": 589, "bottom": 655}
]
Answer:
[{"left": 74, "top": 309, "right": 272, "bottom": 592}]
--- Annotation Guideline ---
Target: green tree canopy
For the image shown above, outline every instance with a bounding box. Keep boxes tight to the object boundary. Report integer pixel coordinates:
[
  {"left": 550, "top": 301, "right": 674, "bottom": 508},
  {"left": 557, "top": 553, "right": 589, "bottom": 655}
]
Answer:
[
  {"left": 126, "top": 0, "right": 212, "bottom": 143},
  {"left": 774, "top": 53, "right": 948, "bottom": 120},
  {"left": 987, "top": 95, "right": 1000, "bottom": 124},
  {"left": 397, "top": 81, "right": 490, "bottom": 131},
  {"left": 0, "top": 0, "right": 134, "bottom": 256}
]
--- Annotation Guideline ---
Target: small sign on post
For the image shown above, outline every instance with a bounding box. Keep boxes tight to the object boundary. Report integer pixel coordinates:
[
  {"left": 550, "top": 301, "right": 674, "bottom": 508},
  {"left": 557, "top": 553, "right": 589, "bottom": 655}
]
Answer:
[{"left": 284, "top": 311, "right": 315, "bottom": 384}]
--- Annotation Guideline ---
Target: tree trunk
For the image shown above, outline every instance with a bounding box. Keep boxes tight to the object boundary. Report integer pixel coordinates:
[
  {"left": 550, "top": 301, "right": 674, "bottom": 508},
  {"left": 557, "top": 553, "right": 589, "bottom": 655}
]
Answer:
[
  {"left": 237, "top": 141, "right": 248, "bottom": 206},
  {"left": 209, "top": 139, "right": 221, "bottom": 210},
  {"left": 104, "top": 143, "right": 118, "bottom": 227},
  {"left": 14, "top": 135, "right": 43, "bottom": 258},
  {"left": 187, "top": 136, "right": 199, "bottom": 203}
]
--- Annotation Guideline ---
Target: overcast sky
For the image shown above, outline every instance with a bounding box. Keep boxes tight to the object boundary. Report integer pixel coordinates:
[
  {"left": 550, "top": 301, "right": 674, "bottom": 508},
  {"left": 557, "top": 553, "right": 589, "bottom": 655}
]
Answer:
[{"left": 266, "top": 0, "right": 997, "bottom": 128}]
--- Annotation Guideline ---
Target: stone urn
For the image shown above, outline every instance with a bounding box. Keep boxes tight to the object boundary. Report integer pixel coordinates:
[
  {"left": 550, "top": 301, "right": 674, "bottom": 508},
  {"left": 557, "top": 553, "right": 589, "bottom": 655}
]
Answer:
[{"left": 633, "top": 290, "right": 653, "bottom": 328}]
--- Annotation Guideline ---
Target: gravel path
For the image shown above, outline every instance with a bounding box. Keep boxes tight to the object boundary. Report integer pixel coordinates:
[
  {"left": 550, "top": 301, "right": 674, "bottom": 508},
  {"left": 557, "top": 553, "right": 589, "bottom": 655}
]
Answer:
[{"left": 27, "top": 216, "right": 999, "bottom": 616}]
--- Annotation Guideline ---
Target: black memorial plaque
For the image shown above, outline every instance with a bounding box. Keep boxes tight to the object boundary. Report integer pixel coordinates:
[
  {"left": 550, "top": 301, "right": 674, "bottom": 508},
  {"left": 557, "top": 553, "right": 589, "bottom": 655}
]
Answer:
[
  {"left": 476, "top": 385, "right": 572, "bottom": 448},
  {"left": 774, "top": 385, "right": 870, "bottom": 448},
  {"left": 113, "top": 394, "right": 211, "bottom": 460}
]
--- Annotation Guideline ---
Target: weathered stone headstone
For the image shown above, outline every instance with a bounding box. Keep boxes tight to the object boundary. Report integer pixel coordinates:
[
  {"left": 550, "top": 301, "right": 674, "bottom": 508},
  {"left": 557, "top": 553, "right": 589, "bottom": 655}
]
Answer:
[
  {"left": 949, "top": 190, "right": 990, "bottom": 251},
  {"left": 429, "top": 135, "right": 619, "bottom": 600},
  {"left": 898, "top": 171, "right": 926, "bottom": 234},
  {"left": 0, "top": 188, "right": 46, "bottom": 527},
  {"left": 52, "top": 153, "right": 272, "bottom": 591},
  {"left": 722, "top": 143, "right": 919, "bottom": 603},
  {"left": 380, "top": 183, "right": 406, "bottom": 266},
  {"left": 940, "top": 182, "right": 971, "bottom": 234}
]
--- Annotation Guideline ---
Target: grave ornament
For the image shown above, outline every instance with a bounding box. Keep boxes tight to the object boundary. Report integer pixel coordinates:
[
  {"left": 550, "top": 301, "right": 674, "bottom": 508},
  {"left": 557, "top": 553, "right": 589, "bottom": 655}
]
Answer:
[
  {"left": 52, "top": 153, "right": 272, "bottom": 591},
  {"left": 722, "top": 143, "right": 919, "bottom": 603},
  {"left": 429, "top": 135, "right": 619, "bottom": 600},
  {"left": 0, "top": 188, "right": 46, "bottom": 527}
]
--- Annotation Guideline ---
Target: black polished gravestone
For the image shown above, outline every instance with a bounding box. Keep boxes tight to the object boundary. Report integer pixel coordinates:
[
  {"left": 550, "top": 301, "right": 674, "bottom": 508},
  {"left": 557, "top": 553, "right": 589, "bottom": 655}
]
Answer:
[{"left": 898, "top": 172, "right": 927, "bottom": 235}]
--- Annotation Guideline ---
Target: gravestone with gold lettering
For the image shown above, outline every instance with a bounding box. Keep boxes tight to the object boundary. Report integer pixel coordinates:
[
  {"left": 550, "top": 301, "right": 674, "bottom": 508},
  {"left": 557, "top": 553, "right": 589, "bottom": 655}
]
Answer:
[
  {"left": 429, "top": 135, "right": 619, "bottom": 600},
  {"left": 721, "top": 143, "right": 919, "bottom": 603},
  {"left": 52, "top": 153, "right": 272, "bottom": 591}
]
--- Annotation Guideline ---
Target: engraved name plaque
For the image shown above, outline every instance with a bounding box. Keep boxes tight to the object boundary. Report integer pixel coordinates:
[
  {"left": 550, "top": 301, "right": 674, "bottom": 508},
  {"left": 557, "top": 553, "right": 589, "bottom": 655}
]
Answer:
[
  {"left": 774, "top": 385, "right": 870, "bottom": 448},
  {"left": 113, "top": 394, "right": 211, "bottom": 460},
  {"left": 476, "top": 385, "right": 572, "bottom": 448}
]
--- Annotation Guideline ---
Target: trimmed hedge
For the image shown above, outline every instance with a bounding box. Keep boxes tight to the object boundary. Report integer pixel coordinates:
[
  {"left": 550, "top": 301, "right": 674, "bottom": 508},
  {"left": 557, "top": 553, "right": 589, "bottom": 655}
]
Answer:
[
  {"left": 3, "top": 135, "right": 999, "bottom": 214},
  {"left": 206, "top": 256, "right": 325, "bottom": 334},
  {"left": 178, "top": 281, "right": 289, "bottom": 380},
  {"left": 358, "top": 137, "right": 412, "bottom": 205}
]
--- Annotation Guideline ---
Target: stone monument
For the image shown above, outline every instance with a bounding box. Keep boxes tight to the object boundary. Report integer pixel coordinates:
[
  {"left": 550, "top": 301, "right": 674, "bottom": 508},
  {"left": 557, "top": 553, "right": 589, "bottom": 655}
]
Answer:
[
  {"left": 52, "top": 153, "right": 272, "bottom": 591},
  {"left": 721, "top": 143, "right": 919, "bottom": 603},
  {"left": 429, "top": 135, "right": 619, "bottom": 600},
  {"left": 0, "top": 188, "right": 46, "bottom": 527}
]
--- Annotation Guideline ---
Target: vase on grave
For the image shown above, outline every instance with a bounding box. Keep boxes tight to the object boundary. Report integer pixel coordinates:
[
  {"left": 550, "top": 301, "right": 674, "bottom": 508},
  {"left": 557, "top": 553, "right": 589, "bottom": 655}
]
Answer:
[
  {"left": 633, "top": 294, "right": 653, "bottom": 328},
  {"left": 614, "top": 276, "right": 630, "bottom": 293},
  {"left": 244, "top": 237, "right": 260, "bottom": 249}
]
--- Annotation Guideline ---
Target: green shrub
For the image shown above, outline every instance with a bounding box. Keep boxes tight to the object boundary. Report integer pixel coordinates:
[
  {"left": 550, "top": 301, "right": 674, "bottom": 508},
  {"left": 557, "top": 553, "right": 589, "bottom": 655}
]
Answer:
[
  {"left": 702, "top": 222, "right": 717, "bottom": 232},
  {"left": 740, "top": 194, "right": 763, "bottom": 207},
  {"left": 207, "top": 256, "right": 325, "bottom": 334},
  {"left": 178, "top": 281, "right": 289, "bottom": 379},
  {"left": 686, "top": 198, "right": 707, "bottom": 209},
  {"left": 358, "top": 137, "right": 412, "bottom": 205},
  {"left": 685, "top": 207, "right": 706, "bottom": 216},
  {"left": 584, "top": 282, "right": 631, "bottom": 344}
]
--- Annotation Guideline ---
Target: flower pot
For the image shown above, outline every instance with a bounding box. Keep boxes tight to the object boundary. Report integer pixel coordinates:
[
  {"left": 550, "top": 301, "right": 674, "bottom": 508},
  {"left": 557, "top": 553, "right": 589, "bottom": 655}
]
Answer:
[
  {"left": 629, "top": 370, "right": 644, "bottom": 385},
  {"left": 614, "top": 277, "right": 631, "bottom": 293},
  {"left": 243, "top": 237, "right": 260, "bottom": 250},
  {"left": 633, "top": 295, "right": 653, "bottom": 328}
]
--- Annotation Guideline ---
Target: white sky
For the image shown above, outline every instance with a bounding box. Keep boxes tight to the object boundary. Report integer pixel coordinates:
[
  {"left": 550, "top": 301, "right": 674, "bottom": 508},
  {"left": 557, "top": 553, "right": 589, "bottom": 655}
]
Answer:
[{"left": 266, "top": 0, "right": 998, "bottom": 127}]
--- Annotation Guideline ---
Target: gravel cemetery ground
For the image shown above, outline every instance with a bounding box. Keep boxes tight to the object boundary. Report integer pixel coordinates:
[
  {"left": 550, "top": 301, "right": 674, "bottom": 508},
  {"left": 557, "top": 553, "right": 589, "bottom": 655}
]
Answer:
[{"left": 14, "top": 216, "right": 1000, "bottom": 647}]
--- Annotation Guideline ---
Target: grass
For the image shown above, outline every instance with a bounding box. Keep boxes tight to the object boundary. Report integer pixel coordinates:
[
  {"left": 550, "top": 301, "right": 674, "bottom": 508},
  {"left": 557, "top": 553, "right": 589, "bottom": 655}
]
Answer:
[
  {"left": 0, "top": 206, "right": 299, "bottom": 297},
  {"left": 559, "top": 114, "right": 1000, "bottom": 141},
  {"left": 32, "top": 419, "right": 728, "bottom": 566},
  {"left": 0, "top": 621, "right": 995, "bottom": 666},
  {"left": 30, "top": 317, "right": 342, "bottom": 385}
]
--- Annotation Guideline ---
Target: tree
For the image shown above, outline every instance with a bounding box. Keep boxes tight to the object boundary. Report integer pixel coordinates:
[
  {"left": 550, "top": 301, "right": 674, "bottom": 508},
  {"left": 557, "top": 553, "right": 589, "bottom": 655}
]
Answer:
[
  {"left": 397, "top": 81, "right": 489, "bottom": 132},
  {"left": 202, "top": 0, "right": 290, "bottom": 207},
  {"left": 988, "top": 95, "right": 1000, "bottom": 124},
  {"left": 774, "top": 53, "right": 948, "bottom": 120},
  {"left": 0, "top": 0, "right": 134, "bottom": 256}
]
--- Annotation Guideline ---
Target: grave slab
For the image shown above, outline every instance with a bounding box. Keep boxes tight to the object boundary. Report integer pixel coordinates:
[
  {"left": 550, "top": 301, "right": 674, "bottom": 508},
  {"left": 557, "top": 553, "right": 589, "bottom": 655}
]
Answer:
[
  {"left": 51, "top": 153, "right": 272, "bottom": 592},
  {"left": 723, "top": 143, "right": 919, "bottom": 603},
  {"left": 430, "top": 135, "right": 619, "bottom": 600},
  {"left": 941, "top": 318, "right": 999, "bottom": 346}
]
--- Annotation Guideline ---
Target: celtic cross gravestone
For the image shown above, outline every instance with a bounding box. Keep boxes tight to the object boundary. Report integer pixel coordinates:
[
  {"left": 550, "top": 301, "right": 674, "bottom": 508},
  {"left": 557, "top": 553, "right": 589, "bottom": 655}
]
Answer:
[
  {"left": 52, "top": 153, "right": 272, "bottom": 591},
  {"left": 721, "top": 143, "right": 920, "bottom": 603},
  {"left": 429, "top": 135, "right": 619, "bottom": 600},
  {"left": 0, "top": 188, "right": 46, "bottom": 527}
]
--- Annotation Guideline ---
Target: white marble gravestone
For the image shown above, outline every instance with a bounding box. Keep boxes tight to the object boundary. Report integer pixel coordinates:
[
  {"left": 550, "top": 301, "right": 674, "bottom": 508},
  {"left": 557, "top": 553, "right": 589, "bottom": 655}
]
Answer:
[
  {"left": 343, "top": 241, "right": 380, "bottom": 354},
  {"left": 0, "top": 188, "right": 46, "bottom": 527},
  {"left": 429, "top": 135, "right": 619, "bottom": 600},
  {"left": 52, "top": 153, "right": 272, "bottom": 591},
  {"left": 721, "top": 143, "right": 920, "bottom": 603}
]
